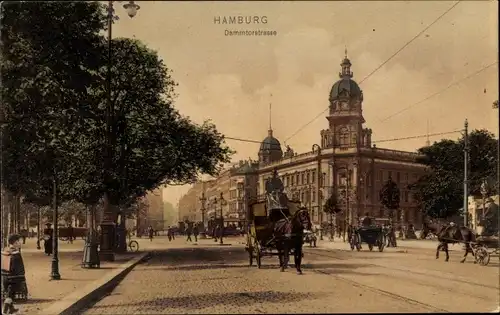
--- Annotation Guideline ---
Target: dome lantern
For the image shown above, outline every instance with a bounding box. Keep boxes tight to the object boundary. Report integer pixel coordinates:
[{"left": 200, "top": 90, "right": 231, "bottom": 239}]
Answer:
[
  {"left": 329, "top": 48, "right": 362, "bottom": 102},
  {"left": 339, "top": 47, "right": 353, "bottom": 79}
]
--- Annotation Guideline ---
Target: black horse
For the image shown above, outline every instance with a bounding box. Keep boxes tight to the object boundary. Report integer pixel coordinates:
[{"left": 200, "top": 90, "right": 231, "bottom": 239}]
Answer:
[
  {"left": 434, "top": 224, "right": 476, "bottom": 263},
  {"left": 273, "top": 208, "right": 312, "bottom": 274}
]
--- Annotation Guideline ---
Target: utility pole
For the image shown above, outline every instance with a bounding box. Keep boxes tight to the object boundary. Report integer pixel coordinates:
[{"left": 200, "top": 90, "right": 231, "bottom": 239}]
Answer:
[{"left": 463, "top": 119, "right": 469, "bottom": 227}]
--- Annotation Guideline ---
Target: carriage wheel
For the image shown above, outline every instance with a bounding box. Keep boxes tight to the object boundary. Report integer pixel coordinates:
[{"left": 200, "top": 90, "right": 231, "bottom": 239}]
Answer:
[
  {"left": 128, "top": 240, "right": 139, "bottom": 252},
  {"left": 474, "top": 246, "right": 490, "bottom": 266}
]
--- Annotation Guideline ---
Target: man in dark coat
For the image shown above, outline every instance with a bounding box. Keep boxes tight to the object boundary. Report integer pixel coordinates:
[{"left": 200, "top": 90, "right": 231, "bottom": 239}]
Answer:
[
  {"left": 185, "top": 224, "right": 193, "bottom": 242},
  {"left": 192, "top": 224, "right": 199, "bottom": 242},
  {"left": 147, "top": 225, "right": 154, "bottom": 242},
  {"left": 43, "top": 223, "right": 54, "bottom": 256}
]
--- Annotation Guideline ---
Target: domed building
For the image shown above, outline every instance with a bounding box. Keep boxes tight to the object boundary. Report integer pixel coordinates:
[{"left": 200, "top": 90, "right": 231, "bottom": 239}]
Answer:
[
  {"left": 180, "top": 51, "right": 428, "bottom": 232},
  {"left": 258, "top": 128, "right": 283, "bottom": 164}
]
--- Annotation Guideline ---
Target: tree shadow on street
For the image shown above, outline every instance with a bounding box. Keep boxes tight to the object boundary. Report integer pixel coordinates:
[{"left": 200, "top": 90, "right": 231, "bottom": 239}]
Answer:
[
  {"left": 90, "top": 290, "right": 325, "bottom": 311},
  {"left": 17, "top": 298, "right": 55, "bottom": 305},
  {"left": 145, "top": 247, "right": 247, "bottom": 267}
]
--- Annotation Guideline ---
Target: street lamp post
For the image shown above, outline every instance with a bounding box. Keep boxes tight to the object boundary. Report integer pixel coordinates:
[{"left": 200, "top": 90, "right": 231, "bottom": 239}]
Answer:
[
  {"left": 463, "top": 119, "right": 469, "bottom": 228},
  {"left": 493, "top": 101, "right": 499, "bottom": 202},
  {"left": 0, "top": 102, "right": 8, "bottom": 248},
  {"left": 36, "top": 206, "right": 41, "bottom": 250},
  {"left": 219, "top": 192, "right": 227, "bottom": 245},
  {"left": 51, "top": 166, "right": 61, "bottom": 280},
  {"left": 339, "top": 168, "right": 353, "bottom": 242},
  {"left": 100, "top": 0, "right": 141, "bottom": 262},
  {"left": 199, "top": 192, "right": 206, "bottom": 232},
  {"left": 312, "top": 144, "right": 322, "bottom": 230}
]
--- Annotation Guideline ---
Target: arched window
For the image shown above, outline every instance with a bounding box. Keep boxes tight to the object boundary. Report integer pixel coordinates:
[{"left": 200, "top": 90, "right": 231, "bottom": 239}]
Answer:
[{"left": 339, "top": 127, "right": 349, "bottom": 146}]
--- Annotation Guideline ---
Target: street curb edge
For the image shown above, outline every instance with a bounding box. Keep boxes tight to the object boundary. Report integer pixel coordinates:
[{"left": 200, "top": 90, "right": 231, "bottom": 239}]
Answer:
[{"left": 37, "top": 251, "right": 151, "bottom": 315}]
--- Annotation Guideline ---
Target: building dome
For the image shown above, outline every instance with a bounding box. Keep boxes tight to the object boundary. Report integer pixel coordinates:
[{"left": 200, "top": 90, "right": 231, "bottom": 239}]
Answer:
[
  {"left": 259, "top": 134, "right": 282, "bottom": 152},
  {"left": 329, "top": 50, "right": 362, "bottom": 101},
  {"left": 258, "top": 129, "right": 283, "bottom": 164},
  {"left": 329, "top": 78, "right": 362, "bottom": 101}
]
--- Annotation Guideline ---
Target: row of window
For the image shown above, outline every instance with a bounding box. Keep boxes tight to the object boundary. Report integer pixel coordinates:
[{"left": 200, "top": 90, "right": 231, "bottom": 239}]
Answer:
[
  {"left": 282, "top": 169, "right": 317, "bottom": 187},
  {"left": 377, "top": 170, "right": 419, "bottom": 183},
  {"left": 291, "top": 189, "right": 317, "bottom": 204},
  {"left": 225, "top": 201, "right": 245, "bottom": 212}
]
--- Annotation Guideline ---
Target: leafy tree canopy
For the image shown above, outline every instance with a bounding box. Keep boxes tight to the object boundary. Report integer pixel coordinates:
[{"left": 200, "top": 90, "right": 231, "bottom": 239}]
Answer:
[
  {"left": 1, "top": 1, "right": 107, "bottom": 203},
  {"left": 410, "top": 129, "right": 498, "bottom": 219},
  {"left": 69, "top": 37, "right": 233, "bottom": 209},
  {"left": 379, "top": 178, "right": 400, "bottom": 210},
  {"left": 2, "top": 2, "right": 232, "bottom": 215}
]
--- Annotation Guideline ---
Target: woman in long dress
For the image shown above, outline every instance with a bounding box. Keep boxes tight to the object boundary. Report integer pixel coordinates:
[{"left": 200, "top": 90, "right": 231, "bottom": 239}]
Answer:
[{"left": 43, "top": 223, "right": 53, "bottom": 255}]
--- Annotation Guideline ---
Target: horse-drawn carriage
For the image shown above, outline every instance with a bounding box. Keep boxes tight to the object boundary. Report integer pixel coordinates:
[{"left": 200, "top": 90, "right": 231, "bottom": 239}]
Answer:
[
  {"left": 470, "top": 223, "right": 499, "bottom": 266},
  {"left": 246, "top": 169, "right": 311, "bottom": 273},
  {"left": 348, "top": 216, "right": 385, "bottom": 252}
]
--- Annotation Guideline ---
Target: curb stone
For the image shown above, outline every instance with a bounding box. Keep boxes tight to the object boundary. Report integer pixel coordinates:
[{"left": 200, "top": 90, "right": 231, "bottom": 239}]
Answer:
[{"left": 37, "top": 252, "right": 151, "bottom": 315}]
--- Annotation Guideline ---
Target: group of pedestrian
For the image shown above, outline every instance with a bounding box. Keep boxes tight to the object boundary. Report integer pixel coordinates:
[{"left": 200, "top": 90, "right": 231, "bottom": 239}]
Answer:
[
  {"left": 212, "top": 225, "right": 222, "bottom": 242},
  {"left": 166, "top": 226, "right": 176, "bottom": 241},
  {"left": 185, "top": 223, "right": 199, "bottom": 242}
]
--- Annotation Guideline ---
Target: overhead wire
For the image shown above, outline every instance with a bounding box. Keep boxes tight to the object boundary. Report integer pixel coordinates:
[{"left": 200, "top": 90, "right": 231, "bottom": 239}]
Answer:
[
  {"left": 379, "top": 61, "right": 499, "bottom": 122},
  {"left": 224, "top": 129, "right": 463, "bottom": 146},
  {"left": 358, "top": 1, "right": 461, "bottom": 85},
  {"left": 372, "top": 130, "right": 462, "bottom": 144},
  {"left": 282, "top": 1, "right": 462, "bottom": 143}
]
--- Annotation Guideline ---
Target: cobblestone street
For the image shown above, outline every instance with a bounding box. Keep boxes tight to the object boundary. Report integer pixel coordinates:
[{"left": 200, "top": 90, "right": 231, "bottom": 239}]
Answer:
[{"left": 83, "top": 239, "right": 499, "bottom": 314}]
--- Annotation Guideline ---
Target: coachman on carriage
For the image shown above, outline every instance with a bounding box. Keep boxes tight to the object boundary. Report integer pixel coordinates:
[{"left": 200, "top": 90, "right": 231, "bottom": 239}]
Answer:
[
  {"left": 246, "top": 168, "right": 312, "bottom": 274},
  {"left": 348, "top": 213, "right": 385, "bottom": 252}
]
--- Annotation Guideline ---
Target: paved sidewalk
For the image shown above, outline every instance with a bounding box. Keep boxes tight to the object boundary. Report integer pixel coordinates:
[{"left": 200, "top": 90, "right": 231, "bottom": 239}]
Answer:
[{"left": 9, "top": 239, "right": 144, "bottom": 314}]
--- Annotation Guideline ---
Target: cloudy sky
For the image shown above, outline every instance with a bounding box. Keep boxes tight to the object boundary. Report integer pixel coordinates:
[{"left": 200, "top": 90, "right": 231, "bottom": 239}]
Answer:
[{"left": 111, "top": 0, "right": 498, "bottom": 206}]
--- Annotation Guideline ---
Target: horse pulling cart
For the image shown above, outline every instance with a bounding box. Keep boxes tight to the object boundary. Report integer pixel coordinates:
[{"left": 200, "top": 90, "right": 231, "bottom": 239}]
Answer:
[
  {"left": 245, "top": 169, "right": 303, "bottom": 269},
  {"left": 245, "top": 193, "right": 302, "bottom": 268}
]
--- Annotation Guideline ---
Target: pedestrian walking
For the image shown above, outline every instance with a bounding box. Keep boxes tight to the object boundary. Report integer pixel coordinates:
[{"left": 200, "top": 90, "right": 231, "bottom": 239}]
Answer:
[
  {"left": 43, "top": 223, "right": 53, "bottom": 256},
  {"left": 147, "top": 225, "right": 154, "bottom": 242},
  {"left": 167, "top": 226, "right": 173, "bottom": 241},
  {"left": 185, "top": 224, "right": 193, "bottom": 242},
  {"left": 213, "top": 225, "right": 219, "bottom": 242},
  {"left": 68, "top": 224, "right": 74, "bottom": 244},
  {"left": 193, "top": 224, "right": 199, "bottom": 242}
]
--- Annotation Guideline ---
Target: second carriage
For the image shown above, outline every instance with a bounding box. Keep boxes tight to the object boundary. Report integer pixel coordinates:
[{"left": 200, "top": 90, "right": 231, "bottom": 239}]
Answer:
[
  {"left": 348, "top": 217, "right": 385, "bottom": 252},
  {"left": 245, "top": 171, "right": 302, "bottom": 268}
]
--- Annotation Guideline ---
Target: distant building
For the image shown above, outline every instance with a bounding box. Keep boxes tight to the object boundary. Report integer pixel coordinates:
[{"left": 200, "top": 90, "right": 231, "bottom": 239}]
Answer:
[
  {"left": 179, "top": 52, "right": 427, "bottom": 228},
  {"left": 468, "top": 194, "right": 499, "bottom": 233},
  {"left": 137, "top": 189, "right": 165, "bottom": 233}
]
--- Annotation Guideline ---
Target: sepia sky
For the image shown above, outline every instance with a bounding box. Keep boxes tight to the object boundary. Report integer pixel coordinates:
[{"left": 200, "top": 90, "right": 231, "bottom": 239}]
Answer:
[{"left": 110, "top": 1, "right": 499, "bottom": 206}]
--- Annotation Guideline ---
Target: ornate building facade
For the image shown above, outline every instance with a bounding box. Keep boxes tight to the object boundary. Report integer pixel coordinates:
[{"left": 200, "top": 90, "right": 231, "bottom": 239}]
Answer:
[{"left": 178, "top": 52, "right": 427, "bottom": 228}]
